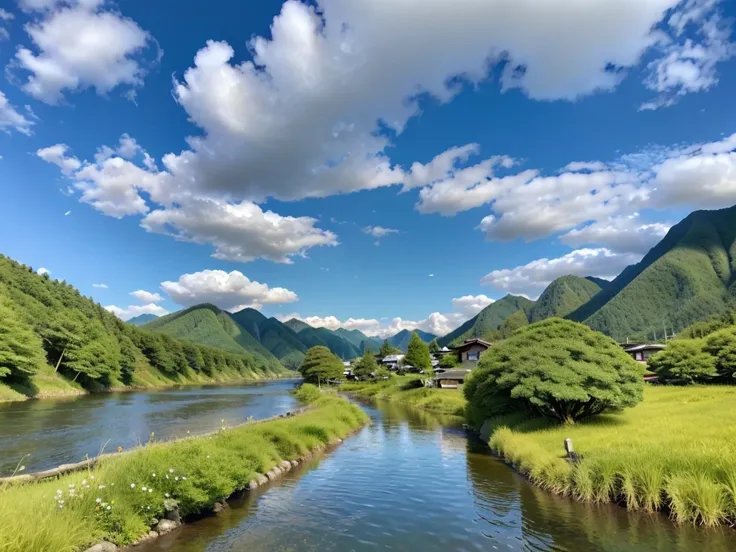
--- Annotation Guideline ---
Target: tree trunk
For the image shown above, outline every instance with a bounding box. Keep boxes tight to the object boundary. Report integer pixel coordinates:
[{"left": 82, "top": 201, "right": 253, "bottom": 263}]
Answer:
[{"left": 54, "top": 348, "right": 66, "bottom": 373}]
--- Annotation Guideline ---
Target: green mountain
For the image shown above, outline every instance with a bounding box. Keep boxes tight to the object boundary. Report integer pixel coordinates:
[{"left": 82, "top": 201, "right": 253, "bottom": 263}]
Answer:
[
  {"left": 527, "top": 275, "right": 603, "bottom": 323},
  {"left": 0, "top": 255, "right": 283, "bottom": 394},
  {"left": 144, "top": 304, "right": 278, "bottom": 364},
  {"left": 127, "top": 313, "right": 159, "bottom": 326},
  {"left": 388, "top": 329, "right": 436, "bottom": 352},
  {"left": 333, "top": 328, "right": 375, "bottom": 349},
  {"left": 284, "top": 318, "right": 312, "bottom": 333},
  {"left": 297, "top": 327, "right": 361, "bottom": 359},
  {"left": 569, "top": 205, "right": 736, "bottom": 341},
  {"left": 229, "top": 308, "right": 307, "bottom": 365},
  {"left": 439, "top": 294, "right": 535, "bottom": 346}
]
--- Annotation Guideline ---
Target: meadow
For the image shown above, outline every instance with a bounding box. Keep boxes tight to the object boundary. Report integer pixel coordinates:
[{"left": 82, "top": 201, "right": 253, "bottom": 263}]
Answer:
[
  {"left": 487, "top": 385, "right": 736, "bottom": 527},
  {"left": 0, "top": 393, "right": 368, "bottom": 551},
  {"left": 340, "top": 375, "right": 466, "bottom": 416}
]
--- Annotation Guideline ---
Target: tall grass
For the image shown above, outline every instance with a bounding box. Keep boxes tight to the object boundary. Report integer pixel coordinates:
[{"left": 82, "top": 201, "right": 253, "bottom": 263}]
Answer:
[
  {"left": 0, "top": 395, "right": 368, "bottom": 551},
  {"left": 340, "top": 375, "right": 466, "bottom": 416},
  {"left": 484, "top": 385, "right": 736, "bottom": 527}
]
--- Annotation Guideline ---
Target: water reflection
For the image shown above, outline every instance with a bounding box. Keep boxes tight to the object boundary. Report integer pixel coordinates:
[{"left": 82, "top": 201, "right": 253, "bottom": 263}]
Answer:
[
  {"left": 136, "top": 397, "right": 736, "bottom": 552},
  {"left": 0, "top": 380, "right": 299, "bottom": 474}
]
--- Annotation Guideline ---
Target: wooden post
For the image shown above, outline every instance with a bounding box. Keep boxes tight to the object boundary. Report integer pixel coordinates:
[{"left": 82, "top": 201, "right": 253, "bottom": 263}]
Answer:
[{"left": 564, "top": 438, "right": 574, "bottom": 459}]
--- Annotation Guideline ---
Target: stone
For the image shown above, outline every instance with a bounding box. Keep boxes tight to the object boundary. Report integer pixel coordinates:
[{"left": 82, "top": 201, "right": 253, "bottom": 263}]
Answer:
[
  {"left": 272, "top": 466, "right": 282, "bottom": 476},
  {"left": 290, "top": 459, "right": 299, "bottom": 468},
  {"left": 247, "top": 479, "right": 259, "bottom": 490},
  {"left": 213, "top": 501, "right": 229, "bottom": 513},
  {"left": 83, "top": 542, "right": 118, "bottom": 552},
  {"left": 279, "top": 460, "right": 291, "bottom": 472},
  {"left": 164, "top": 508, "right": 181, "bottom": 523},
  {"left": 156, "top": 519, "right": 180, "bottom": 535},
  {"left": 256, "top": 474, "right": 268, "bottom": 486},
  {"left": 266, "top": 470, "right": 277, "bottom": 481}
]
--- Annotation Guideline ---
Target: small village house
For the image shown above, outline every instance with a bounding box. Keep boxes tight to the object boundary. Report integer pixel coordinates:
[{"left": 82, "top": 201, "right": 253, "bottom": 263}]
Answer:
[
  {"left": 449, "top": 338, "right": 491, "bottom": 366},
  {"left": 622, "top": 344, "right": 666, "bottom": 363},
  {"left": 435, "top": 368, "right": 472, "bottom": 389}
]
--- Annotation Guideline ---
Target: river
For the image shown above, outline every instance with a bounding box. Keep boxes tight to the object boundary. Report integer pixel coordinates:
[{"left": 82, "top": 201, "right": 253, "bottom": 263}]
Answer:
[
  {"left": 0, "top": 380, "right": 299, "bottom": 474},
  {"left": 2, "top": 383, "right": 734, "bottom": 550}
]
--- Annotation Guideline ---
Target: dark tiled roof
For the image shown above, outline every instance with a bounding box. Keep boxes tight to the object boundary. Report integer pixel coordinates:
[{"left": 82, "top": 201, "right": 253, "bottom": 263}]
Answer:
[
  {"left": 449, "top": 338, "right": 491, "bottom": 351},
  {"left": 436, "top": 369, "right": 472, "bottom": 380}
]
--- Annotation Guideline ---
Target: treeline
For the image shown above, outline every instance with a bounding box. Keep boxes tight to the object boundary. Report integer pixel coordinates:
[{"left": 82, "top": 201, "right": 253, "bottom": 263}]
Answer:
[{"left": 0, "top": 255, "right": 283, "bottom": 388}]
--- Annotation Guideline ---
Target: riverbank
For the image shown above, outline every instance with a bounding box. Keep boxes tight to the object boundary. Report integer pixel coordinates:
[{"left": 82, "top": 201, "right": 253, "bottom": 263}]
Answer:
[
  {"left": 0, "top": 393, "right": 368, "bottom": 551},
  {"left": 340, "top": 375, "right": 466, "bottom": 416},
  {"left": 485, "top": 385, "right": 736, "bottom": 527},
  {"left": 0, "top": 363, "right": 296, "bottom": 403}
]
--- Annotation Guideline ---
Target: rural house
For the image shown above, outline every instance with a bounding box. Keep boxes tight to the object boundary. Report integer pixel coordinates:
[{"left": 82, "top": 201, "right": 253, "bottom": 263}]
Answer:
[
  {"left": 450, "top": 338, "right": 491, "bottom": 365},
  {"left": 622, "top": 344, "right": 666, "bottom": 363}
]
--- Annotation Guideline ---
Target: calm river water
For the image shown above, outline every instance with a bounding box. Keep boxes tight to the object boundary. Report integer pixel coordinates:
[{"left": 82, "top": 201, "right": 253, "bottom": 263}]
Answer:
[
  {"left": 136, "top": 398, "right": 734, "bottom": 552},
  {"left": 0, "top": 380, "right": 299, "bottom": 474}
]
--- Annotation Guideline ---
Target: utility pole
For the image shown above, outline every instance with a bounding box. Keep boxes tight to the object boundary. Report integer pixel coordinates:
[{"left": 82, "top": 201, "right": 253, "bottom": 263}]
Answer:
[{"left": 663, "top": 320, "right": 668, "bottom": 342}]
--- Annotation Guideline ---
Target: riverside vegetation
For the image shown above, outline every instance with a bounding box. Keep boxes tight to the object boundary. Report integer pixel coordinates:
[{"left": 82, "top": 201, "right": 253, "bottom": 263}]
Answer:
[
  {"left": 0, "top": 391, "right": 368, "bottom": 551},
  {"left": 0, "top": 256, "right": 289, "bottom": 401}
]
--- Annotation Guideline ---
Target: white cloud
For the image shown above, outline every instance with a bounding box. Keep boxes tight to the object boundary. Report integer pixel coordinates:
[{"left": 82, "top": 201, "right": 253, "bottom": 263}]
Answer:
[
  {"left": 141, "top": 199, "right": 338, "bottom": 264},
  {"left": 481, "top": 248, "right": 641, "bottom": 297},
  {"left": 13, "top": 0, "right": 158, "bottom": 104},
  {"left": 561, "top": 214, "right": 671, "bottom": 254},
  {"left": 130, "top": 289, "right": 163, "bottom": 303},
  {"left": 362, "top": 225, "right": 399, "bottom": 238},
  {"left": 0, "top": 8, "right": 13, "bottom": 42},
  {"left": 563, "top": 161, "right": 608, "bottom": 172},
  {"left": 451, "top": 294, "right": 495, "bottom": 317},
  {"left": 0, "top": 90, "right": 34, "bottom": 135},
  {"left": 64, "top": 209, "right": 71, "bottom": 215},
  {"left": 155, "top": 0, "right": 710, "bottom": 206},
  {"left": 37, "top": 144, "right": 81, "bottom": 174},
  {"left": 161, "top": 269, "right": 298, "bottom": 311},
  {"left": 105, "top": 303, "right": 169, "bottom": 322},
  {"left": 641, "top": 0, "right": 734, "bottom": 110},
  {"left": 36, "top": 267, "right": 50, "bottom": 275},
  {"left": 92, "top": 283, "right": 107, "bottom": 289}
]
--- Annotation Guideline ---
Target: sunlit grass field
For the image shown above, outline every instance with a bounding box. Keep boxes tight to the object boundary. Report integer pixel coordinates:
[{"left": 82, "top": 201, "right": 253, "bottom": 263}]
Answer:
[
  {"left": 340, "top": 375, "right": 466, "bottom": 416},
  {"left": 0, "top": 394, "right": 368, "bottom": 552},
  {"left": 488, "top": 385, "right": 736, "bottom": 527}
]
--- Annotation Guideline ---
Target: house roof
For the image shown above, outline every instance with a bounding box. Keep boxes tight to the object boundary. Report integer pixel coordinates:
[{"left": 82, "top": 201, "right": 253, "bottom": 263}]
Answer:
[
  {"left": 382, "top": 354, "right": 405, "bottom": 363},
  {"left": 435, "top": 369, "right": 472, "bottom": 380},
  {"left": 624, "top": 344, "right": 666, "bottom": 352},
  {"left": 449, "top": 338, "right": 491, "bottom": 351}
]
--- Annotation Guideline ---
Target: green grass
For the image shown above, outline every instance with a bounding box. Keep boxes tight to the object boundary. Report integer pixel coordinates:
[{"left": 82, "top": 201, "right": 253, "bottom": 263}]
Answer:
[
  {"left": 340, "top": 375, "right": 466, "bottom": 416},
  {"left": 0, "top": 394, "right": 368, "bottom": 551},
  {"left": 485, "top": 385, "right": 736, "bottom": 527},
  {"left": 0, "top": 366, "right": 86, "bottom": 401}
]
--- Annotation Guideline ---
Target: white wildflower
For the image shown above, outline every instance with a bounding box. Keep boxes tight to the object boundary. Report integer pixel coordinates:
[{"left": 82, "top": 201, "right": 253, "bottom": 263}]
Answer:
[
  {"left": 96, "top": 498, "right": 102, "bottom": 503},
  {"left": 175, "top": 477, "right": 179, "bottom": 481},
  {"left": 142, "top": 486, "right": 147, "bottom": 491},
  {"left": 130, "top": 483, "right": 136, "bottom": 488},
  {"left": 169, "top": 468, "right": 174, "bottom": 473},
  {"left": 165, "top": 493, "right": 170, "bottom": 498},
  {"left": 106, "top": 505, "right": 111, "bottom": 511}
]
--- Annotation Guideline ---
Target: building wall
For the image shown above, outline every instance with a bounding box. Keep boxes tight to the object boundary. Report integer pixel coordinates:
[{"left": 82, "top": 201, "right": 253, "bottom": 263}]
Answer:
[{"left": 459, "top": 344, "right": 487, "bottom": 365}]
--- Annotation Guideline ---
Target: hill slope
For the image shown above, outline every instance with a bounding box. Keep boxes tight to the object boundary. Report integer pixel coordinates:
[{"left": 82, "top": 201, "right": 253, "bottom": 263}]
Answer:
[
  {"left": 569, "top": 206, "right": 736, "bottom": 340},
  {"left": 127, "top": 313, "right": 159, "bottom": 326},
  {"left": 528, "top": 275, "right": 603, "bottom": 323},
  {"left": 283, "top": 318, "right": 312, "bottom": 333},
  {"left": 228, "top": 308, "right": 308, "bottom": 366},
  {"left": 297, "top": 327, "right": 361, "bottom": 359},
  {"left": 439, "top": 294, "right": 535, "bottom": 346},
  {"left": 388, "top": 329, "right": 436, "bottom": 351}
]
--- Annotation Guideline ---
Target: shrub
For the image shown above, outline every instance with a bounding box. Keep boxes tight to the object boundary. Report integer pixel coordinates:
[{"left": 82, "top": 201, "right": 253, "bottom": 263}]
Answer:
[
  {"left": 464, "top": 318, "right": 643, "bottom": 424},
  {"left": 292, "top": 383, "right": 321, "bottom": 403},
  {"left": 703, "top": 328, "right": 736, "bottom": 381},
  {"left": 648, "top": 339, "right": 717, "bottom": 384}
]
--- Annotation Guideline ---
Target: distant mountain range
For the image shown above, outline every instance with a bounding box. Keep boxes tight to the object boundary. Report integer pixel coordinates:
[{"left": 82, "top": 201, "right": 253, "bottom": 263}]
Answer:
[
  {"left": 127, "top": 313, "right": 160, "bottom": 326},
  {"left": 141, "top": 205, "right": 736, "bottom": 362},
  {"left": 143, "top": 306, "right": 434, "bottom": 367}
]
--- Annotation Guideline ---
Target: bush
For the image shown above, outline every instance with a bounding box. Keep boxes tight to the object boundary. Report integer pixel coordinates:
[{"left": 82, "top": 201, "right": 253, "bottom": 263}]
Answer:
[
  {"left": 438, "top": 353, "right": 458, "bottom": 368},
  {"left": 648, "top": 339, "right": 717, "bottom": 384},
  {"left": 703, "top": 328, "right": 736, "bottom": 381},
  {"left": 464, "top": 318, "right": 643, "bottom": 424},
  {"left": 292, "top": 383, "right": 321, "bottom": 403}
]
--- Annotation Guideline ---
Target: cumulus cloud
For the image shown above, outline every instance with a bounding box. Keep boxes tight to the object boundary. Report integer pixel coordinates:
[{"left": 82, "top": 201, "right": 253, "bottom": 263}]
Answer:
[
  {"left": 481, "top": 248, "right": 641, "bottom": 297},
  {"left": 37, "top": 144, "right": 81, "bottom": 174},
  {"left": 161, "top": 269, "right": 298, "bottom": 311},
  {"left": 0, "top": 90, "right": 34, "bottom": 135},
  {"left": 0, "top": 8, "right": 13, "bottom": 41},
  {"left": 561, "top": 214, "right": 671, "bottom": 254},
  {"left": 130, "top": 289, "right": 162, "bottom": 303},
  {"left": 451, "top": 294, "right": 495, "bottom": 317},
  {"left": 362, "top": 225, "right": 399, "bottom": 238},
  {"left": 105, "top": 303, "right": 168, "bottom": 321},
  {"left": 12, "top": 0, "right": 159, "bottom": 104},
  {"left": 36, "top": 267, "right": 50, "bottom": 275}
]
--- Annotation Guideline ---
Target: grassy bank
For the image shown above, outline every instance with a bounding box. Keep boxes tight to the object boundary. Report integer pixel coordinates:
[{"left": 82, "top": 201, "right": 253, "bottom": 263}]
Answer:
[
  {"left": 486, "top": 385, "right": 736, "bottom": 527},
  {"left": 0, "top": 394, "right": 368, "bottom": 551},
  {"left": 340, "top": 375, "right": 466, "bottom": 416},
  {"left": 0, "top": 362, "right": 294, "bottom": 403}
]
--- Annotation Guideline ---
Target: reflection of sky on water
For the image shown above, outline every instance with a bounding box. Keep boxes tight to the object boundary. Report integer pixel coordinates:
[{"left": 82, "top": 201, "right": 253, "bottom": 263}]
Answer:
[{"left": 0, "top": 380, "right": 299, "bottom": 474}]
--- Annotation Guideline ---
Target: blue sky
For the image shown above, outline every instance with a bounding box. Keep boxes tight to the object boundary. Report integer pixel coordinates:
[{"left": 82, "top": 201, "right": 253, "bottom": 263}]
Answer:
[{"left": 1, "top": 0, "right": 736, "bottom": 337}]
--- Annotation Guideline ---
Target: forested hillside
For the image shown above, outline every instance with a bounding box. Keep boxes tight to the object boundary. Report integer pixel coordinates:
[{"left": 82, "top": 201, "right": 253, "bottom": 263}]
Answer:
[
  {"left": 388, "top": 329, "right": 436, "bottom": 351},
  {"left": 528, "top": 275, "right": 602, "bottom": 322},
  {"left": 0, "top": 255, "right": 287, "bottom": 400},
  {"left": 229, "top": 308, "right": 308, "bottom": 367},
  {"left": 570, "top": 206, "right": 736, "bottom": 341},
  {"left": 127, "top": 313, "right": 159, "bottom": 326},
  {"left": 439, "top": 295, "right": 535, "bottom": 346}
]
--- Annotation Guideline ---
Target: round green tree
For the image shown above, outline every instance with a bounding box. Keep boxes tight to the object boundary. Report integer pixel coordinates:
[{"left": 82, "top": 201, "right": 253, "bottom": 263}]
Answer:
[
  {"left": 404, "top": 332, "right": 432, "bottom": 383},
  {"left": 703, "top": 328, "right": 736, "bottom": 380},
  {"left": 0, "top": 295, "right": 46, "bottom": 378},
  {"left": 353, "top": 348, "right": 378, "bottom": 380},
  {"left": 650, "top": 339, "right": 717, "bottom": 384},
  {"left": 464, "top": 318, "right": 644, "bottom": 425},
  {"left": 299, "top": 346, "right": 344, "bottom": 384}
]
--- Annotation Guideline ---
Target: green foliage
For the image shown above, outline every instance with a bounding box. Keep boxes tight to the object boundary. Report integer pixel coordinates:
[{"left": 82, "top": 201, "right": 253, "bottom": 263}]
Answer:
[
  {"left": 374, "top": 366, "right": 391, "bottom": 379},
  {"left": 703, "top": 327, "right": 736, "bottom": 380},
  {"left": 527, "top": 276, "right": 602, "bottom": 323},
  {"left": 0, "top": 395, "right": 368, "bottom": 550},
  {"left": 404, "top": 332, "right": 432, "bottom": 381},
  {"left": 296, "top": 327, "right": 361, "bottom": 360},
  {"left": 571, "top": 206, "right": 736, "bottom": 341},
  {"left": 483, "top": 308, "right": 529, "bottom": 341},
  {"left": 465, "top": 318, "right": 644, "bottom": 424},
  {"left": 0, "top": 294, "right": 45, "bottom": 378},
  {"left": 438, "top": 352, "right": 459, "bottom": 368},
  {"left": 440, "top": 294, "right": 535, "bottom": 346},
  {"left": 428, "top": 338, "right": 440, "bottom": 353},
  {"left": 388, "top": 329, "right": 436, "bottom": 352},
  {"left": 648, "top": 339, "right": 717, "bottom": 384},
  {"left": 379, "top": 339, "right": 401, "bottom": 357},
  {"left": 299, "top": 346, "right": 344, "bottom": 384},
  {"left": 353, "top": 348, "right": 378, "bottom": 379},
  {"left": 291, "top": 383, "right": 322, "bottom": 403}
]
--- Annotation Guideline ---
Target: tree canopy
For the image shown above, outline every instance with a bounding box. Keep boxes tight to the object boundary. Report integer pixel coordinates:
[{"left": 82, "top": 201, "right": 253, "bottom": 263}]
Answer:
[
  {"left": 428, "top": 338, "right": 440, "bottom": 353},
  {"left": 464, "top": 318, "right": 644, "bottom": 425},
  {"left": 379, "top": 339, "right": 401, "bottom": 357},
  {"left": 353, "top": 348, "right": 378, "bottom": 380},
  {"left": 648, "top": 339, "right": 717, "bottom": 384},
  {"left": 404, "top": 332, "right": 432, "bottom": 381},
  {"left": 299, "top": 346, "right": 344, "bottom": 384}
]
